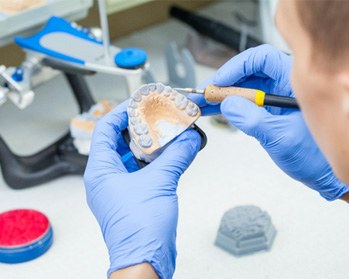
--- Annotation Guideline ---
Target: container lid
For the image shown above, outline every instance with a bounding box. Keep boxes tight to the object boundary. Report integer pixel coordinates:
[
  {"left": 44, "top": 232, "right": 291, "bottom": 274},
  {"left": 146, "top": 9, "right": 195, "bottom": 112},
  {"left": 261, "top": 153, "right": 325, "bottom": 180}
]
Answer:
[
  {"left": 114, "top": 48, "right": 147, "bottom": 69},
  {"left": 0, "top": 209, "right": 53, "bottom": 264}
]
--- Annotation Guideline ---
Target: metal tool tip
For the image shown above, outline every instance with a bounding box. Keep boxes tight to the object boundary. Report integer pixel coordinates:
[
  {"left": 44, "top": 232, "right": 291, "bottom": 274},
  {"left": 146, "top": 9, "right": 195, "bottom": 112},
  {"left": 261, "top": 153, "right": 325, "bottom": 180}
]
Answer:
[
  {"left": 174, "top": 88, "right": 204, "bottom": 94},
  {"left": 173, "top": 88, "right": 187, "bottom": 91}
]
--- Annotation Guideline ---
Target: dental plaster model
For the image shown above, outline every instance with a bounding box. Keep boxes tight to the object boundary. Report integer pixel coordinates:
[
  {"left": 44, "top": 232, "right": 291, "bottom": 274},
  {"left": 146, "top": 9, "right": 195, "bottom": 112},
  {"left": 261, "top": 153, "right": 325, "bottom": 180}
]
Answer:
[
  {"left": 127, "top": 83, "right": 201, "bottom": 162},
  {"left": 215, "top": 205, "right": 276, "bottom": 256},
  {"left": 0, "top": 0, "right": 45, "bottom": 14},
  {"left": 70, "top": 99, "right": 116, "bottom": 155}
]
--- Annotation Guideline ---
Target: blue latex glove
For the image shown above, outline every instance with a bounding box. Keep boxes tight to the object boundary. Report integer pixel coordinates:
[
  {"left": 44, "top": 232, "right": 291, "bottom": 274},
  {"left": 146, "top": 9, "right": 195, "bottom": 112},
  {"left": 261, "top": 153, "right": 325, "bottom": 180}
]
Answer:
[
  {"left": 84, "top": 101, "right": 201, "bottom": 278},
  {"left": 193, "top": 44, "right": 349, "bottom": 200}
]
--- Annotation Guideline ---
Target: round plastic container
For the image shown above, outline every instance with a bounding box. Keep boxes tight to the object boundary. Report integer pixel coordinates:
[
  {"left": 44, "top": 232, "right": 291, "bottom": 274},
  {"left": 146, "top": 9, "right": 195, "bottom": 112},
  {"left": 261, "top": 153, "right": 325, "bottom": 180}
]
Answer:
[{"left": 0, "top": 209, "right": 53, "bottom": 264}]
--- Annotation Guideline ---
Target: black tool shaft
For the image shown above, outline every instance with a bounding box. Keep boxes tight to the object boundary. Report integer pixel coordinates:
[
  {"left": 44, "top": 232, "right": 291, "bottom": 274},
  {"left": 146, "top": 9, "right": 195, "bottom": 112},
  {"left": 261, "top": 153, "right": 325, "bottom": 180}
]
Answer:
[{"left": 264, "top": 95, "right": 299, "bottom": 109}]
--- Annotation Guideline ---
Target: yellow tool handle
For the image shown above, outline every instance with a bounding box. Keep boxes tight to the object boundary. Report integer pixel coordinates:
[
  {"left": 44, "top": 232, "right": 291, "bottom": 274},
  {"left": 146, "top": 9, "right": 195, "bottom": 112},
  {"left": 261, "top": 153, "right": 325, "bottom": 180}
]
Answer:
[{"left": 204, "top": 84, "right": 266, "bottom": 106}]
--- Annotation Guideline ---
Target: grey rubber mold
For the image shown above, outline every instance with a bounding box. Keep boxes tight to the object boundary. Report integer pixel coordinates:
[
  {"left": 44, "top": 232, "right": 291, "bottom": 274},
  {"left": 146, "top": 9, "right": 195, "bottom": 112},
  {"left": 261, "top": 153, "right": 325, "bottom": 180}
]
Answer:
[{"left": 215, "top": 205, "right": 276, "bottom": 256}]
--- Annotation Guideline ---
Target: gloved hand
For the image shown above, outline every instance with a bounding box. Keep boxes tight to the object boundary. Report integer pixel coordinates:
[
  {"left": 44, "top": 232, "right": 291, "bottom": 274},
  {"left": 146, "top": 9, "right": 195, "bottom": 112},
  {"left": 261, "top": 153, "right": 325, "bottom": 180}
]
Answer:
[
  {"left": 84, "top": 101, "right": 201, "bottom": 278},
  {"left": 194, "top": 44, "right": 349, "bottom": 200}
]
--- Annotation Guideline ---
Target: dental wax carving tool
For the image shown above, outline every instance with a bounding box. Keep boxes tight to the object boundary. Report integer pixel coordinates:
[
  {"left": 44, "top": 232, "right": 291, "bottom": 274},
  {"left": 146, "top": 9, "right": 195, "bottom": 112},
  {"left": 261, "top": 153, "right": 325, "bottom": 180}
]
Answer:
[
  {"left": 127, "top": 83, "right": 201, "bottom": 162},
  {"left": 175, "top": 84, "right": 299, "bottom": 109}
]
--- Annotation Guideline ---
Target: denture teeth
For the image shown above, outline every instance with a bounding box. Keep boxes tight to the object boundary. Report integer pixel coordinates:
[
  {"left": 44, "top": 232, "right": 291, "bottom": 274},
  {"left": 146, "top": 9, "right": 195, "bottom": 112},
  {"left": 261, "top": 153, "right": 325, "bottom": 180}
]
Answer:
[
  {"left": 134, "top": 123, "right": 148, "bottom": 135},
  {"left": 186, "top": 103, "right": 198, "bottom": 116},
  {"left": 132, "top": 91, "right": 142, "bottom": 102},
  {"left": 129, "top": 99, "right": 138, "bottom": 108},
  {"left": 156, "top": 83, "right": 165, "bottom": 93},
  {"left": 139, "top": 84, "right": 150, "bottom": 96},
  {"left": 148, "top": 83, "right": 157, "bottom": 92},
  {"left": 163, "top": 86, "right": 172, "bottom": 97},
  {"left": 187, "top": 102, "right": 196, "bottom": 110},
  {"left": 138, "top": 134, "right": 152, "bottom": 148},
  {"left": 170, "top": 91, "right": 177, "bottom": 100},
  {"left": 128, "top": 108, "right": 138, "bottom": 117},
  {"left": 175, "top": 94, "right": 188, "bottom": 110},
  {"left": 129, "top": 116, "right": 140, "bottom": 125}
]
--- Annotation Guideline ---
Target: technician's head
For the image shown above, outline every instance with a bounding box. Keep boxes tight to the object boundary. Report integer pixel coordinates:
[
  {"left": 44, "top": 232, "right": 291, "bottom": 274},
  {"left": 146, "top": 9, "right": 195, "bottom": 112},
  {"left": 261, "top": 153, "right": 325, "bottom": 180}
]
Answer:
[{"left": 276, "top": 0, "right": 349, "bottom": 184}]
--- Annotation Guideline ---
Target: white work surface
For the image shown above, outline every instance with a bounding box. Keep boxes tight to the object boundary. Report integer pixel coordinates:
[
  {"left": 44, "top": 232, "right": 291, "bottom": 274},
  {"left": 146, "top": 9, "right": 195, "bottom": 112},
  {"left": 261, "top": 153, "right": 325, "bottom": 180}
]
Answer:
[{"left": 0, "top": 2, "right": 348, "bottom": 279}]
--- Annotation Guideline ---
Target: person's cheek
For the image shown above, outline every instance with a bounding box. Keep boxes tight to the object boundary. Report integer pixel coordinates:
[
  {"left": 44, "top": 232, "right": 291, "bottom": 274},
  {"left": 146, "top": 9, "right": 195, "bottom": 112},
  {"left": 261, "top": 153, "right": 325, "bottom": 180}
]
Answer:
[
  {"left": 290, "top": 65, "right": 322, "bottom": 141},
  {"left": 291, "top": 65, "right": 333, "bottom": 159},
  {"left": 290, "top": 65, "right": 304, "bottom": 103},
  {"left": 291, "top": 61, "right": 313, "bottom": 108}
]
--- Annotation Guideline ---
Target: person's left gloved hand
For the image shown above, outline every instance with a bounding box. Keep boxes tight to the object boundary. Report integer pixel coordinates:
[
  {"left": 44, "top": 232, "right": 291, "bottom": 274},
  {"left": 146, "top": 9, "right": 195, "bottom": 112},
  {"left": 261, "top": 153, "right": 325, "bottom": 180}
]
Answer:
[{"left": 84, "top": 101, "right": 201, "bottom": 278}]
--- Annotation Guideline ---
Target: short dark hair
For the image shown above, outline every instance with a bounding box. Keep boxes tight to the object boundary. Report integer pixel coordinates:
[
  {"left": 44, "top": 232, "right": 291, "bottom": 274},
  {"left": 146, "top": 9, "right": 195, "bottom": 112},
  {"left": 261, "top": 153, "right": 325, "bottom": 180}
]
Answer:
[{"left": 296, "top": 0, "right": 349, "bottom": 70}]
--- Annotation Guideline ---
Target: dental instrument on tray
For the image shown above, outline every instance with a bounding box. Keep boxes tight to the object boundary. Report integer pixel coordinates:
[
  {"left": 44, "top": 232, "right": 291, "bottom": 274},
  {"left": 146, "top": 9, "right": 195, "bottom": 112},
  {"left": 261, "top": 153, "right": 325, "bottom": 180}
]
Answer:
[{"left": 175, "top": 84, "right": 299, "bottom": 109}]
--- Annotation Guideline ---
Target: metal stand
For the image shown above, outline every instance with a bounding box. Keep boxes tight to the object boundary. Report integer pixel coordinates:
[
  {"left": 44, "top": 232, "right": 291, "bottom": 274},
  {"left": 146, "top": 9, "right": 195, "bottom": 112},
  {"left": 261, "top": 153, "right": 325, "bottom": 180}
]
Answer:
[{"left": 0, "top": 59, "right": 96, "bottom": 189}]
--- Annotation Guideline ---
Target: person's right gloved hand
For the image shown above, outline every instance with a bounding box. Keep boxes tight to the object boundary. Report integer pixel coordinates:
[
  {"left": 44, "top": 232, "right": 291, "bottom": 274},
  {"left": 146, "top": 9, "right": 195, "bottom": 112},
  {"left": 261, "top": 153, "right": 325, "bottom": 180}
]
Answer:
[{"left": 194, "top": 44, "right": 349, "bottom": 201}]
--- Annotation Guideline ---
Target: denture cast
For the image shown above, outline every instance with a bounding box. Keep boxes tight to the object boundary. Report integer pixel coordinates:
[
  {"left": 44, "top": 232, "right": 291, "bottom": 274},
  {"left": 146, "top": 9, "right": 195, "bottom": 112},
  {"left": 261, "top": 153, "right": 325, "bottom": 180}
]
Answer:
[{"left": 127, "top": 83, "right": 201, "bottom": 162}]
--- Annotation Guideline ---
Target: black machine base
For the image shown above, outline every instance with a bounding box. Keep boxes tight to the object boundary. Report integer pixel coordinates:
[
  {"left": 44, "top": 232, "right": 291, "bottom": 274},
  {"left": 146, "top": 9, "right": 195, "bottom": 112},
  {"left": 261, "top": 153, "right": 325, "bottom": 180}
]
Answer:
[
  {"left": 0, "top": 133, "right": 87, "bottom": 189},
  {"left": 0, "top": 59, "right": 96, "bottom": 189}
]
